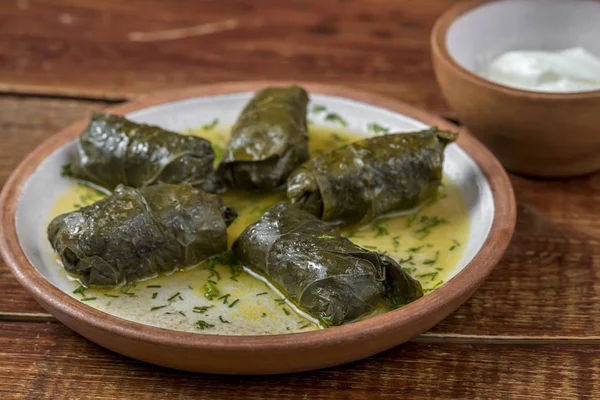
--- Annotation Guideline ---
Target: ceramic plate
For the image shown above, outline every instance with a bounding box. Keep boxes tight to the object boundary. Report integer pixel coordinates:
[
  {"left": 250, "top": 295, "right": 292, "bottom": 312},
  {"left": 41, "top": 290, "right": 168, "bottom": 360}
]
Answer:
[{"left": 0, "top": 82, "right": 515, "bottom": 374}]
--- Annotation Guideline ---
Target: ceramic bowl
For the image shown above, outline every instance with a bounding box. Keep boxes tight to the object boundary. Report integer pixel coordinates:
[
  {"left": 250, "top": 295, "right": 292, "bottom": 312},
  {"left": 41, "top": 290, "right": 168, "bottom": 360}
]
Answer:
[
  {"left": 432, "top": 0, "right": 600, "bottom": 177},
  {"left": 0, "top": 81, "right": 515, "bottom": 374}
]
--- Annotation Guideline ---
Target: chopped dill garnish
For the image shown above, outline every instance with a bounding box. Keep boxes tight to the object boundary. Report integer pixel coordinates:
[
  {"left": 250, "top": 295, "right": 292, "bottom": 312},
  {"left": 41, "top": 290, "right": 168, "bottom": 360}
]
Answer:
[
  {"left": 80, "top": 297, "right": 96, "bottom": 302},
  {"left": 432, "top": 280, "right": 444, "bottom": 289},
  {"left": 151, "top": 305, "right": 168, "bottom": 311},
  {"left": 321, "top": 315, "right": 334, "bottom": 327},
  {"left": 103, "top": 294, "right": 119, "bottom": 298},
  {"left": 386, "top": 294, "right": 409, "bottom": 309},
  {"left": 122, "top": 292, "right": 136, "bottom": 297},
  {"left": 256, "top": 292, "right": 268, "bottom": 296},
  {"left": 203, "top": 281, "right": 220, "bottom": 300},
  {"left": 372, "top": 218, "right": 389, "bottom": 238},
  {"left": 282, "top": 307, "right": 291, "bottom": 316},
  {"left": 367, "top": 122, "right": 390, "bottom": 134},
  {"left": 195, "top": 320, "right": 214, "bottom": 330},
  {"left": 146, "top": 285, "right": 161, "bottom": 288},
  {"left": 193, "top": 306, "right": 212, "bottom": 314},
  {"left": 207, "top": 280, "right": 218, "bottom": 285},
  {"left": 435, "top": 267, "right": 443, "bottom": 271},
  {"left": 274, "top": 298, "right": 286, "bottom": 304},
  {"left": 261, "top": 312, "right": 267, "bottom": 318},
  {"left": 218, "top": 294, "right": 231, "bottom": 304},
  {"left": 406, "top": 213, "right": 419, "bottom": 227},
  {"left": 449, "top": 239, "right": 462, "bottom": 251},
  {"left": 120, "top": 284, "right": 135, "bottom": 296},
  {"left": 228, "top": 299, "right": 239, "bottom": 308},
  {"left": 207, "top": 258, "right": 220, "bottom": 280},
  {"left": 167, "top": 292, "right": 181, "bottom": 302},
  {"left": 152, "top": 292, "right": 158, "bottom": 299},
  {"left": 317, "top": 235, "right": 336, "bottom": 239},
  {"left": 178, "top": 311, "right": 186, "bottom": 317},
  {"left": 402, "top": 267, "right": 416, "bottom": 275},
  {"left": 298, "top": 323, "right": 311, "bottom": 329},
  {"left": 202, "top": 118, "right": 219, "bottom": 131},
  {"left": 324, "top": 112, "right": 347, "bottom": 127},
  {"left": 73, "top": 286, "right": 87, "bottom": 296},
  {"left": 219, "top": 316, "right": 231, "bottom": 324},
  {"left": 363, "top": 245, "right": 378, "bottom": 250},
  {"left": 423, "top": 250, "right": 440, "bottom": 266},
  {"left": 228, "top": 262, "right": 243, "bottom": 282},
  {"left": 311, "top": 104, "right": 327, "bottom": 114},
  {"left": 188, "top": 285, "right": 194, "bottom": 290},
  {"left": 397, "top": 255, "right": 413, "bottom": 264},
  {"left": 331, "top": 133, "right": 344, "bottom": 142},
  {"left": 392, "top": 236, "right": 400, "bottom": 247},
  {"left": 407, "top": 245, "right": 424, "bottom": 253},
  {"left": 417, "top": 272, "right": 438, "bottom": 281},
  {"left": 415, "top": 216, "right": 447, "bottom": 238}
]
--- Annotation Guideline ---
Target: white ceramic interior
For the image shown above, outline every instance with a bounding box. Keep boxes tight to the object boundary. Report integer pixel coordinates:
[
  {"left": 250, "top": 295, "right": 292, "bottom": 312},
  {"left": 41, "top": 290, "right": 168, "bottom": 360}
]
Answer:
[
  {"left": 14, "top": 92, "right": 494, "bottom": 326},
  {"left": 447, "top": 0, "right": 600, "bottom": 72}
]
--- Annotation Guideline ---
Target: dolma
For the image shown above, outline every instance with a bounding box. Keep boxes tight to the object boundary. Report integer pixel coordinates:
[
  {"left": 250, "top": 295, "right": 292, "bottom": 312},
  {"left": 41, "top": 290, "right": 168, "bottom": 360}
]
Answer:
[
  {"left": 287, "top": 127, "right": 458, "bottom": 224},
  {"left": 233, "top": 203, "right": 423, "bottom": 326},
  {"left": 48, "top": 183, "right": 237, "bottom": 286},
  {"left": 68, "top": 114, "right": 221, "bottom": 193},
  {"left": 218, "top": 86, "right": 310, "bottom": 190}
]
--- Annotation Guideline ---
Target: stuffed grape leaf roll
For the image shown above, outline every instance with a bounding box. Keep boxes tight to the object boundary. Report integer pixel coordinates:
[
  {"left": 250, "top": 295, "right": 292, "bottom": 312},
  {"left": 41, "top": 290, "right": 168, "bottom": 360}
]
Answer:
[
  {"left": 287, "top": 127, "right": 458, "bottom": 224},
  {"left": 218, "top": 86, "right": 310, "bottom": 190},
  {"left": 48, "top": 183, "right": 237, "bottom": 286},
  {"left": 67, "top": 114, "right": 221, "bottom": 193},
  {"left": 233, "top": 203, "right": 423, "bottom": 326}
]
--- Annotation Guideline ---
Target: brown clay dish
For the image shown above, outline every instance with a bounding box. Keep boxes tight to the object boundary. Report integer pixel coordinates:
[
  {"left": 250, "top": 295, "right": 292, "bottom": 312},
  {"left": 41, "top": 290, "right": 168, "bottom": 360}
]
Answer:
[
  {"left": 432, "top": 0, "right": 600, "bottom": 177},
  {"left": 0, "top": 81, "right": 515, "bottom": 374}
]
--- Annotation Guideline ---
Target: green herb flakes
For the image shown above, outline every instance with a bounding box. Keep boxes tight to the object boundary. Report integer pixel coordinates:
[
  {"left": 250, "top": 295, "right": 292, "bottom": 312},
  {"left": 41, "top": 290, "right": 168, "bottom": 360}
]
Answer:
[
  {"left": 193, "top": 306, "right": 212, "bottom": 314},
  {"left": 195, "top": 320, "right": 215, "bottom": 330},
  {"left": 202, "top": 118, "right": 219, "bottom": 131},
  {"left": 324, "top": 112, "right": 347, "bottom": 127},
  {"left": 228, "top": 299, "right": 240, "bottom": 308},
  {"left": 311, "top": 104, "right": 327, "bottom": 114},
  {"left": 367, "top": 122, "right": 390, "bottom": 134},
  {"left": 203, "top": 282, "right": 220, "bottom": 301},
  {"left": 218, "top": 294, "right": 231, "bottom": 304},
  {"left": 167, "top": 292, "right": 181, "bottom": 302}
]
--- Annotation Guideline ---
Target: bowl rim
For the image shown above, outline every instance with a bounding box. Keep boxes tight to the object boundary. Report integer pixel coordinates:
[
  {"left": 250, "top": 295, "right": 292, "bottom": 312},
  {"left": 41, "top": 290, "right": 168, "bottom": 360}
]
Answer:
[
  {"left": 0, "top": 81, "right": 516, "bottom": 354},
  {"left": 431, "top": 0, "right": 600, "bottom": 100}
]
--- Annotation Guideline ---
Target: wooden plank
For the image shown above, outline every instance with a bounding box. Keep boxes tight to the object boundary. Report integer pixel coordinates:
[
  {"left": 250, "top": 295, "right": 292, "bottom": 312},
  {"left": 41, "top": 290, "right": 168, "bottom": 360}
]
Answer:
[
  {"left": 2, "top": 96, "right": 600, "bottom": 340},
  {"left": 0, "top": 321, "right": 597, "bottom": 399},
  {"left": 0, "top": 0, "right": 454, "bottom": 112},
  {"left": 0, "top": 95, "right": 111, "bottom": 314},
  {"left": 431, "top": 175, "right": 600, "bottom": 337}
]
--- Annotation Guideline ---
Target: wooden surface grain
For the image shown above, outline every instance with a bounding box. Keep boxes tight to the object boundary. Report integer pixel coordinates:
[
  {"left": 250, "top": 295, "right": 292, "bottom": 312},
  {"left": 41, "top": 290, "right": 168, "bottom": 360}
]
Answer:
[
  {"left": 1, "top": 0, "right": 598, "bottom": 398},
  {"left": 2, "top": 321, "right": 599, "bottom": 400},
  {"left": 0, "top": 0, "right": 453, "bottom": 113}
]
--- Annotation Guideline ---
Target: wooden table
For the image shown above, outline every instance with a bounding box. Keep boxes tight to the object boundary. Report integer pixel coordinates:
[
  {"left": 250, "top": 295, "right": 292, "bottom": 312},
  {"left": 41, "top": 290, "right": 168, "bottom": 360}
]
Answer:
[{"left": 1, "top": 1, "right": 599, "bottom": 398}]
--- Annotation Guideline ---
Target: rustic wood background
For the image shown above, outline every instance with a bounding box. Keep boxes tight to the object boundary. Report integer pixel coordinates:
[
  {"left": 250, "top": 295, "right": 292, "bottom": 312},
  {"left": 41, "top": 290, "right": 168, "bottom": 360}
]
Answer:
[{"left": 2, "top": 0, "right": 599, "bottom": 398}]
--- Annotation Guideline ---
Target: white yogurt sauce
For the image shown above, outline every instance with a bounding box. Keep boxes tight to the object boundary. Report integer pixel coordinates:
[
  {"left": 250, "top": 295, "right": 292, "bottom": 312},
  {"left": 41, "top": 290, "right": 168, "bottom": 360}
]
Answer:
[{"left": 478, "top": 47, "right": 600, "bottom": 93}]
